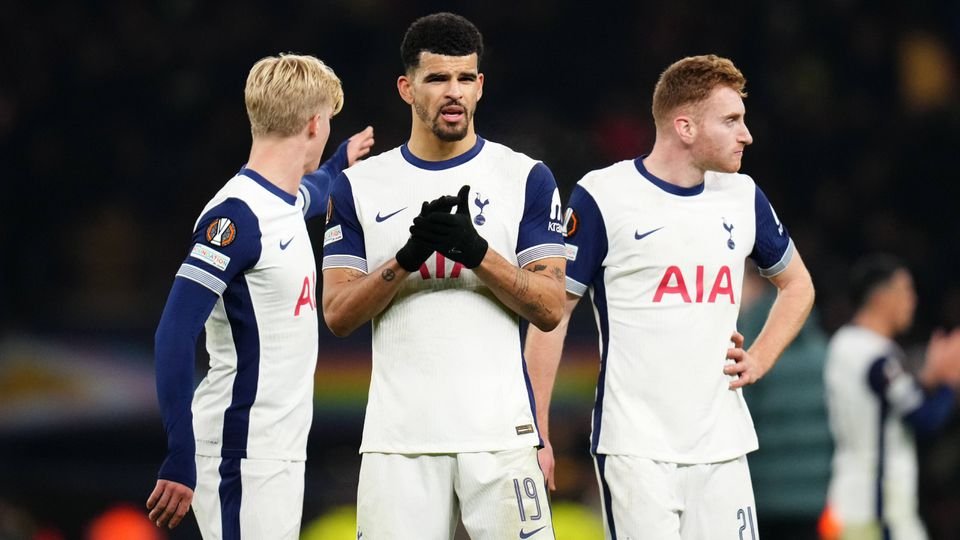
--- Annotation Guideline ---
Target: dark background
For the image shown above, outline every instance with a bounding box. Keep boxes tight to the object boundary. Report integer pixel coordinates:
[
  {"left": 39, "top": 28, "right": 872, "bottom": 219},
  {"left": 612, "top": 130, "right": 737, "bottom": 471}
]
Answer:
[{"left": 2, "top": 0, "right": 960, "bottom": 538}]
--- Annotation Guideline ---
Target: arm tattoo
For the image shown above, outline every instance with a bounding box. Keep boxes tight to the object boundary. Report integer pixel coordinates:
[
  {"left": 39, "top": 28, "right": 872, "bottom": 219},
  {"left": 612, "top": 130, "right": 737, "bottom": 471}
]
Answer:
[
  {"left": 344, "top": 269, "right": 365, "bottom": 282},
  {"left": 524, "top": 296, "right": 552, "bottom": 317},
  {"left": 516, "top": 263, "right": 561, "bottom": 318},
  {"left": 516, "top": 272, "right": 553, "bottom": 317},
  {"left": 514, "top": 268, "right": 531, "bottom": 298},
  {"left": 381, "top": 268, "right": 396, "bottom": 282},
  {"left": 526, "top": 262, "right": 564, "bottom": 283}
]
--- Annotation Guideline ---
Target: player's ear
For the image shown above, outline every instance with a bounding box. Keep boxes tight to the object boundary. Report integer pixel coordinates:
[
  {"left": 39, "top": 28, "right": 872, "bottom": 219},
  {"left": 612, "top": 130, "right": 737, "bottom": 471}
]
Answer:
[
  {"left": 476, "top": 72, "right": 484, "bottom": 102},
  {"left": 674, "top": 115, "right": 696, "bottom": 144},
  {"left": 306, "top": 114, "right": 320, "bottom": 137},
  {"left": 397, "top": 75, "right": 415, "bottom": 105}
]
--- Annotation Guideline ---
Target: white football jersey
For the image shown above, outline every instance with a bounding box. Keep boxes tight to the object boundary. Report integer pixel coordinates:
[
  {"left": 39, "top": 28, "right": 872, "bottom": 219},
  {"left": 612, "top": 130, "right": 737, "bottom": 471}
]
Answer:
[
  {"left": 176, "top": 169, "right": 320, "bottom": 461},
  {"left": 825, "top": 325, "right": 929, "bottom": 534},
  {"left": 564, "top": 157, "right": 793, "bottom": 463},
  {"left": 322, "top": 137, "right": 566, "bottom": 453}
]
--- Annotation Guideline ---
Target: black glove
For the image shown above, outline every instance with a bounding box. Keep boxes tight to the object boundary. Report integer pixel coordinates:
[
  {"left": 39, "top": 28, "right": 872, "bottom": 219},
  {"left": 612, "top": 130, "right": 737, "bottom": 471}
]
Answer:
[
  {"left": 395, "top": 195, "right": 458, "bottom": 272},
  {"left": 411, "top": 185, "right": 489, "bottom": 269}
]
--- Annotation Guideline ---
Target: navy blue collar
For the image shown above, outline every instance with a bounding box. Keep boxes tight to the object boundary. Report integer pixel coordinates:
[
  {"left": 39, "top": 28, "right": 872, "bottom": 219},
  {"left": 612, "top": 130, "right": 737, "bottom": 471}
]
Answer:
[
  {"left": 239, "top": 167, "right": 298, "bottom": 205},
  {"left": 400, "top": 136, "right": 485, "bottom": 170},
  {"left": 634, "top": 155, "right": 705, "bottom": 197}
]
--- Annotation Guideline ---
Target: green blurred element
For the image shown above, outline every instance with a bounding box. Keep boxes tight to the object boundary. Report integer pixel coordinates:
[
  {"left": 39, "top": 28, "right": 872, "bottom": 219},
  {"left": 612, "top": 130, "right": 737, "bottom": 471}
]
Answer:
[
  {"left": 552, "top": 501, "right": 605, "bottom": 539},
  {"left": 301, "top": 505, "right": 356, "bottom": 540},
  {"left": 312, "top": 346, "right": 601, "bottom": 413},
  {"left": 740, "top": 282, "right": 832, "bottom": 520},
  {"left": 552, "top": 344, "right": 603, "bottom": 405},
  {"left": 313, "top": 356, "right": 371, "bottom": 412}
]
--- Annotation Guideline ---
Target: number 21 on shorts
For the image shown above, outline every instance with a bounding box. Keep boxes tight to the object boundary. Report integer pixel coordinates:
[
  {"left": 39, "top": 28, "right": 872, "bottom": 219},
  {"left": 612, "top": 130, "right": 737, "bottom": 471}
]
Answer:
[{"left": 737, "top": 505, "right": 757, "bottom": 540}]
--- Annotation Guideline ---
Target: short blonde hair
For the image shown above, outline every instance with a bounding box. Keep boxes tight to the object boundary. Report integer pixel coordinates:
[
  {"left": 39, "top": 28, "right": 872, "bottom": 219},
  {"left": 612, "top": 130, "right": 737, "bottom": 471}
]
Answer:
[
  {"left": 652, "top": 54, "right": 746, "bottom": 126},
  {"left": 244, "top": 53, "right": 344, "bottom": 138}
]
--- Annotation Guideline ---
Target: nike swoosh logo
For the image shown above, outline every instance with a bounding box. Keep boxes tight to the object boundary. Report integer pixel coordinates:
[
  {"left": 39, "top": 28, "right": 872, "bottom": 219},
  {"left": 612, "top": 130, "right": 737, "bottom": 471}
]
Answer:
[
  {"left": 634, "top": 226, "right": 664, "bottom": 240},
  {"left": 375, "top": 207, "right": 407, "bottom": 222},
  {"left": 519, "top": 526, "right": 547, "bottom": 539},
  {"left": 280, "top": 237, "right": 294, "bottom": 250}
]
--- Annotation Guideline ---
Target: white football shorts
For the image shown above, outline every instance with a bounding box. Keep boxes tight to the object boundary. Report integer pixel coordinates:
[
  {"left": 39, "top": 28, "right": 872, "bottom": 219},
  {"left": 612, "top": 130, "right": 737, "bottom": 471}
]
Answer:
[
  {"left": 357, "top": 447, "right": 555, "bottom": 540},
  {"left": 594, "top": 454, "right": 758, "bottom": 540},
  {"left": 192, "top": 455, "right": 305, "bottom": 540}
]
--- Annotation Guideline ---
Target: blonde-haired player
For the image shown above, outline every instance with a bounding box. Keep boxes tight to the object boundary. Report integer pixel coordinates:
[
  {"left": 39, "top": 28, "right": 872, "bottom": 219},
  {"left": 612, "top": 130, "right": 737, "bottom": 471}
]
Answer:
[
  {"left": 246, "top": 54, "right": 344, "bottom": 136},
  {"left": 146, "top": 53, "right": 373, "bottom": 537},
  {"left": 527, "top": 54, "right": 815, "bottom": 539}
]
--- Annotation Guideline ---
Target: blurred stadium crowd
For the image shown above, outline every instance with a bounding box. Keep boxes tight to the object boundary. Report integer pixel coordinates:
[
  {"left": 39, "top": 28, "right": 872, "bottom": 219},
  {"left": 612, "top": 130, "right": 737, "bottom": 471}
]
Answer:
[{"left": 2, "top": 0, "right": 960, "bottom": 538}]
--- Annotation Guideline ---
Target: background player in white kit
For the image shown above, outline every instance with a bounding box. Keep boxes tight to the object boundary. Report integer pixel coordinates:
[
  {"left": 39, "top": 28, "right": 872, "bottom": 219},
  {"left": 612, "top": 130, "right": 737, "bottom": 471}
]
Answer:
[
  {"left": 824, "top": 255, "right": 960, "bottom": 540},
  {"left": 525, "top": 55, "right": 816, "bottom": 539},
  {"left": 321, "top": 12, "right": 566, "bottom": 540},
  {"left": 146, "top": 54, "right": 374, "bottom": 536}
]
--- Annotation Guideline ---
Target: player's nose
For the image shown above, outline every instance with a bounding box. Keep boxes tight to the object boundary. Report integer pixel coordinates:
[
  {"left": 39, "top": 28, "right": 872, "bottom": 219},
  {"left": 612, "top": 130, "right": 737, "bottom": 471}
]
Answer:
[
  {"left": 444, "top": 80, "right": 464, "bottom": 100},
  {"left": 740, "top": 124, "right": 753, "bottom": 146}
]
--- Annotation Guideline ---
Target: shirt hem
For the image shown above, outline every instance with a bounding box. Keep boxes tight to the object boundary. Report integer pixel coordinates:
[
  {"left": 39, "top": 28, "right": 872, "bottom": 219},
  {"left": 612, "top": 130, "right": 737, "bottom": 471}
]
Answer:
[{"left": 358, "top": 436, "right": 540, "bottom": 455}]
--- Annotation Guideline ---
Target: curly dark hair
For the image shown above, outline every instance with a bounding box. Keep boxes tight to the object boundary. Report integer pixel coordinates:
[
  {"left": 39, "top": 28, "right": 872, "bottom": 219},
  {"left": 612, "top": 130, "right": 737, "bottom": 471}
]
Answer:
[{"left": 400, "top": 12, "right": 484, "bottom": 72}]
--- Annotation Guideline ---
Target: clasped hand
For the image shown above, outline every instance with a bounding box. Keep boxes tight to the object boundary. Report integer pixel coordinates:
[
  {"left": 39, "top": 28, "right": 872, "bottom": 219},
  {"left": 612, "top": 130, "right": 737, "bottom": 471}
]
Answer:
[{"left": 395, "top": 185, "right": 489, "bottom": 271}]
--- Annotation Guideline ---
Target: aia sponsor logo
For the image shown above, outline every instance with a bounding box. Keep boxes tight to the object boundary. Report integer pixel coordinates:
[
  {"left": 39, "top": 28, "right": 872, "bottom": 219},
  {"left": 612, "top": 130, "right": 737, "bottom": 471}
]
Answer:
[
  {"left": 419, "top": 253, "right": 464, "bottom": 280},
  {"left": 653, "top": 265, "right": 735, "bottom": 304},
  {"left": 294, "top": 272, "right": 317, "bottom": 316}
]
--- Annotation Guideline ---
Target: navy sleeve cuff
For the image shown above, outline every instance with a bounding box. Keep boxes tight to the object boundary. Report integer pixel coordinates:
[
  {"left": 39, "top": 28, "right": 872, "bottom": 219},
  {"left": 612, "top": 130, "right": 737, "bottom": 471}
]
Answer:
[
  {"left": 158, "top": 444, "right": 197, "bottom": 489},
  {"left": 905, "top": 385, "right": 955, "bottom": 437}
]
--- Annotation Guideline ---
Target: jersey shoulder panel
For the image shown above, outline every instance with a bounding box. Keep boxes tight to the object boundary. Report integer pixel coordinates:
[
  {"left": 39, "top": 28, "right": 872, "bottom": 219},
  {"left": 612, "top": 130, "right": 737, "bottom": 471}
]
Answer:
[
  {"left": 341, "top": 146, "right": 405, "bottom": 184},
  {"left": 479, "top": 139, "right": 540, "bottom": 170},
  {"left": 703, "top": 170, "right": 757, "bottom": 196},
  {"left": 576, "top": 159, "right": 637, "bottom": 194}
]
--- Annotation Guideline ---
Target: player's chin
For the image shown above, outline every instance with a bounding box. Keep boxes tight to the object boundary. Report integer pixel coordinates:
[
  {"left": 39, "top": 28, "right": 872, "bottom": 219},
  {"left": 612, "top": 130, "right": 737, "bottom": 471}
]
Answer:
[
  {"left": 434, "top": 123, "right": 469, "bottom": 142},
  {"left": 722, "top": 156, "right": 743, "bottom": 173}
]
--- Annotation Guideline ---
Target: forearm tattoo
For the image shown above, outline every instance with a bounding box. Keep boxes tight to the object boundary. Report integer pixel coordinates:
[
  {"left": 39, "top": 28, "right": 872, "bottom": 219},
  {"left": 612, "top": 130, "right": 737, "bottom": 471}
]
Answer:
[
  {"left": 381, "top": 268, "right": 396, "bottom": 282},
  {"left": 515, "top": 267, "right": 554, "bottom": 318},
  {"left": 527, "top": 263, "right": 564, "bottom": 283},
  {"left": 524, "top": 297, "right": 552, "bottom": 317},
  {"left": 514, "top": 267, "right": 531, "bottom": 298},
  {"left": 344, "top": 269, "right": 365, "bottom": 282}
]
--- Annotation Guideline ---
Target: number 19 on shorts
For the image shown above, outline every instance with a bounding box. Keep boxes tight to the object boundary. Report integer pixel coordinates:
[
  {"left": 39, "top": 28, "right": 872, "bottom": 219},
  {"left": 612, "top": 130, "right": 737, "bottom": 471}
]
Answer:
[{"left": 513, "top": 477, "right": 543, "bottom": 522}]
